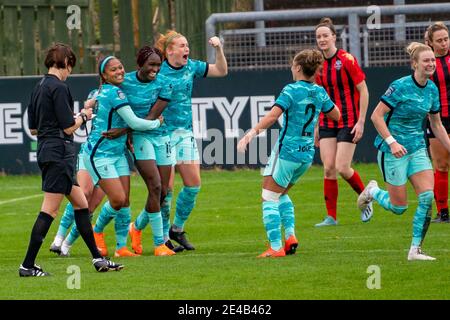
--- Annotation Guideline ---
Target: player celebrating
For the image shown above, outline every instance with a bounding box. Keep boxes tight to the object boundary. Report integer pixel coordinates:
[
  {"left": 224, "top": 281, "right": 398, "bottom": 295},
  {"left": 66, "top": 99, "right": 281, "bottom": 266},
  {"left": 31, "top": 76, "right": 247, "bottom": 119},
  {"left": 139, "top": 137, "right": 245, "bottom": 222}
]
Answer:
[
  {"left": 425, "top": 22, "right": 450, "bottom": 223},
  {"left": 314, "top": 17, "right": 370, "bottom": 226},
  {"left": 122, "top": 46, "right": 179, "bottom": 256},
  {"left": 154, "top": 30, "right": 228, "bottom": 250},
  {"left": 85, "top": 56, "right": 163, "bottom": 257},
  {"left": 49, "top": 89, "right": 106, "bottom": 257},
  {"left": 358, "top": 42, "right": 450, "bottom": 261},
  {"left": 238, "top": 49, "right": 340, "bottom": 257}
]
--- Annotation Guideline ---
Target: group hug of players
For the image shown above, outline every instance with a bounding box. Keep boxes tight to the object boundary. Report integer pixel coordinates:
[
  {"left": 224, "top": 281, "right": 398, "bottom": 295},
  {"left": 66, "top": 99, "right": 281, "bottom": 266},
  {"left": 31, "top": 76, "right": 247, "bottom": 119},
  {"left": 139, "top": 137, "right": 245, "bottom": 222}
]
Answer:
[{"left": 19, "top": 18, "right": 450, "bottom": 277}]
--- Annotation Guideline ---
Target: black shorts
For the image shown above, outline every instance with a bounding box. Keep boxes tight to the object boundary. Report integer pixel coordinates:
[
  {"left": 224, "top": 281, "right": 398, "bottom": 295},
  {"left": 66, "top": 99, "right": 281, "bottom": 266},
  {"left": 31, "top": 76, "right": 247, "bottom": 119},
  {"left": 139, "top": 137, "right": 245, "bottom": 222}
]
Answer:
[
  {"left": 427, "top": 118, "right": 450, "bottom": 138},
  {"left": 319, "top": 127, "right": 355, "bottom": 143},
  {"left": 37, "top": 138, "right": 77, "bottom": 195}
]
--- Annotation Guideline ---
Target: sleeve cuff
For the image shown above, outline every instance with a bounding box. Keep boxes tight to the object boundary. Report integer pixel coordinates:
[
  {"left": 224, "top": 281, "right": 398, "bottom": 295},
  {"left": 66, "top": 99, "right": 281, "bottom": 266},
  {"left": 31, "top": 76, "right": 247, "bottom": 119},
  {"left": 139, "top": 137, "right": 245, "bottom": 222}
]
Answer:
[
  {"left": 273, "top": 103, "right": 285, "bottom": 111},
  {"left": 158, "top": 96, "right": 171, "bottom": 102},
  {"left": 380, "top": 97, "right": 395, "bottom": 110},
  {"left": 429, "top": 109, "right": 440, "bottom": 114},
  {"left": 203, "top": 64, "right": 209, "bottom": 78},
  {"left": 114, "top": 103, "right": 129, "bottom": 111},
  {"left": 322, "top": 105, "right": 334, "bottom": 114}
]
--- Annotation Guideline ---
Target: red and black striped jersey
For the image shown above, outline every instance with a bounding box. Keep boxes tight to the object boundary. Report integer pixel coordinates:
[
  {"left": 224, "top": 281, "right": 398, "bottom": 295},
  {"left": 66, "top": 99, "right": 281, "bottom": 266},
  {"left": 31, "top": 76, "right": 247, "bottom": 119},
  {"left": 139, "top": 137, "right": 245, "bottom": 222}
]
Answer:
[
  {"left": 430, "top": 50, "right": 450, "bottom": 118},
  {"left": 315, "top": 49, "right": 366, "bottom": 129}
]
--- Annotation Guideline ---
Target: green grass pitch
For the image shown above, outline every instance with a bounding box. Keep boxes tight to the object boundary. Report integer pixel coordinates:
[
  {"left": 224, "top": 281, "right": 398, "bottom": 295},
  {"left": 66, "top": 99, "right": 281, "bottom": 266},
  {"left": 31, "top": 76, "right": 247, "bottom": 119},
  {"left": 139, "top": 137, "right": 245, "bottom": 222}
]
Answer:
[{"left": 1, "top": 164, "right": 449, "bottom": 300}]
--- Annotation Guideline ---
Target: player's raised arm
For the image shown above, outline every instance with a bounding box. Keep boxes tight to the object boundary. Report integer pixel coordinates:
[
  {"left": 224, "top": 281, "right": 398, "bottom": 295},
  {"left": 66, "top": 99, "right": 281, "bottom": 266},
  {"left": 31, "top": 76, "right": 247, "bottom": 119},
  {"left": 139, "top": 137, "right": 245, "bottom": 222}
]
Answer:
[
  {"left": 237, "top": 106, "right": 283, "bottom": 152},
  {"left": 206, "top": 36, "right": 228, "bottom": 77}
]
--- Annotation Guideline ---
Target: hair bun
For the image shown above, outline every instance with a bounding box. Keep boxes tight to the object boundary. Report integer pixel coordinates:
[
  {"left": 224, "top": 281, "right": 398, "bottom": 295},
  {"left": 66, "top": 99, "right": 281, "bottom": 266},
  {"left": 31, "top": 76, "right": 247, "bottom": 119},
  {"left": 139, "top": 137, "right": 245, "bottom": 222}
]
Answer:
[{"left": 319, "top": 17, "right": 333, "bottom": 25}]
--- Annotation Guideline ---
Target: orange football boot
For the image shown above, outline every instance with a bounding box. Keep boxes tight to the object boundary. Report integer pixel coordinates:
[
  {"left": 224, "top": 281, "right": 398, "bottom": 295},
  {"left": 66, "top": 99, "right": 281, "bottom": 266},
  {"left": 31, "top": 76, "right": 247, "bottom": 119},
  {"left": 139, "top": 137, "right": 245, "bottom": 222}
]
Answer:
[
  {"left": 284, "top": 235, "right": 299, "bottom": 255},
  {"left": 93, "top": 230, "right": 108, "bottom": 257},
  {"left": 154, "top": 244, "right": 176, "bottom": 256},
  {"left": 129, "top": 222, "right": 143, "bottom": 255},
  {"left": 114, "top": 247, "right": 139, "bottom": 257},
  {"left": 257, "top": 247, "right": 286, "bottom": 258}
]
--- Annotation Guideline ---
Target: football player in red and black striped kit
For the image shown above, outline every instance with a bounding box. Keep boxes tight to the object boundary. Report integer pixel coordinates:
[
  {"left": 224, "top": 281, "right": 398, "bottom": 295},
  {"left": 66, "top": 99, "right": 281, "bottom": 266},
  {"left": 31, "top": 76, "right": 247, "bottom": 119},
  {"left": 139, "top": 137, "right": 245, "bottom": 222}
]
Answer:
[
  {"left": 314, "top": 18, "right": 370, "bottom": 226},
  {"left": 426, "top": 22, "right": 450, "bottom": 223}
]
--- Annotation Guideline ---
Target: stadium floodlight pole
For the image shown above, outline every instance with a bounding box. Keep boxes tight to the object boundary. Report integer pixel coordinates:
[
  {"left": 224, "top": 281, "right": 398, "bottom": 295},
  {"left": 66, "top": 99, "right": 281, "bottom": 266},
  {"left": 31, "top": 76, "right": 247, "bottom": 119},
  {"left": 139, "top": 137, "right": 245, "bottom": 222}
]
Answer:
[{"left": 205, "top": 2, "right": 450, "bottom": 63}]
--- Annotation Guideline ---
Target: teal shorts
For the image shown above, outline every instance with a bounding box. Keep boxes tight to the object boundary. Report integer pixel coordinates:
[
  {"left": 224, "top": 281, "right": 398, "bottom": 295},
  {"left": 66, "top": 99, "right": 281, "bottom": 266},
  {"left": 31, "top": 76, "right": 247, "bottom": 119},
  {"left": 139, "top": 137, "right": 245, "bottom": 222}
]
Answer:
[
  {"left": 263, "top": 149, "right": 312, "bottom": 188},
  {"left": 83, "top": 153, "right": 130, "bottom": 185},
  {"left": 77, "top": 150, "right": 87, "bottom": 171},
  {"left": 377, "top": 148, "right": 432, "bottom": 186},
  {"left": 170, "top": 129, "right": 199, "bottom": 163},
  {"left": 131, "top": 133, "right": 173, "bottom": 166}
]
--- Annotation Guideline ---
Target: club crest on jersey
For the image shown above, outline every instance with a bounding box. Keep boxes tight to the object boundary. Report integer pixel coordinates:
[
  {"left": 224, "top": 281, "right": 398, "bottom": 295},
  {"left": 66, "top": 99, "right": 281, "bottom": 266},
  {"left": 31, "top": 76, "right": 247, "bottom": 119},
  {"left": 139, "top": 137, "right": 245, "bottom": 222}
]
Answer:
[
  {"left": 384, "top": 86, "right": 395, "bottom": 96},
  {"left": 117, "top": 90, "right": 126, "bottom": 100},
  {"left": 334, "top": 60, "right": 342, "bottom": 70}
]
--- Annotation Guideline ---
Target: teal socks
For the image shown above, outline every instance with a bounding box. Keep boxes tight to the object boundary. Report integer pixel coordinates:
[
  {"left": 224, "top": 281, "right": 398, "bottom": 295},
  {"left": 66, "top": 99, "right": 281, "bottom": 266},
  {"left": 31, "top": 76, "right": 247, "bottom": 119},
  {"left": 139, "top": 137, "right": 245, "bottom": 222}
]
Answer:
[
  {"left": 148, "top": 211, "right": 164, "bottom": 246},
  {"left": 134, "top": 210, "right": 149, "bottom": 231},
  {"left": 161, "top": 190, "right": 173, "bottom": 241},
  {"left": 279, "top": 194, "right": 295, "bottom": 239},
  {"left": 56, "top": 203, "right": 74, "bottom": 237},
  {"left": 262, "top": 201, "right": 282, "bottom": 251},
  {"left": 412, "top": 191, "right": 433, "bottom": 247},
  {"left": 94, "top": 201, "right": 117, "bottom": 233},
  {"left": 115, "top": 207, "right": 131, "bottom": 250},
  {"left": 372, "top": 188, "right": 408, "bottom": 215},
  {"left": 173, "top": 186, "right": 200, "bottom": 230}
]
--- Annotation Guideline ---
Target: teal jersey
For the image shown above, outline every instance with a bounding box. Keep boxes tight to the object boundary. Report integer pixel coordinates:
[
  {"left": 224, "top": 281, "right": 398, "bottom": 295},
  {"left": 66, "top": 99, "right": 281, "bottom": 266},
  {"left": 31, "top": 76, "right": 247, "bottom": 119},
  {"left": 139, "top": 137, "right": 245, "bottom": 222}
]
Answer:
[
  {"left": 375, "top": 75, "right": 440, "bottom": 154},
  {"left": 87, "top": 89, "right": 98, "bottom": 100},
  {"left": 81, "top": 89, "right": 99, "bottom": 154},
  {"left": 158, "top": 59, "right": 208, "bottom": 131},
  {"left": 275, "top": 80, "right": 335, "bottom": 163},
  {"left": 85, "top": 84, "right": 129, "bottom": 158},
  {"left": 120, "top": 71, "right": 173, "bottom": 136}
]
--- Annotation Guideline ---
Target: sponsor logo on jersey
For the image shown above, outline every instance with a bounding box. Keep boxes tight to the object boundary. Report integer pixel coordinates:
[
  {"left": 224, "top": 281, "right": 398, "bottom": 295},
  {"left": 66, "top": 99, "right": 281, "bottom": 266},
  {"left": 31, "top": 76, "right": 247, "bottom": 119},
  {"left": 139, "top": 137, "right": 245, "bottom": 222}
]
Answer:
[
  {"left": 117, "top": 90, "right": 126, "bottom": 100},
  {"left": 384, "top": 86, "right": 395, "bottom": 96}
]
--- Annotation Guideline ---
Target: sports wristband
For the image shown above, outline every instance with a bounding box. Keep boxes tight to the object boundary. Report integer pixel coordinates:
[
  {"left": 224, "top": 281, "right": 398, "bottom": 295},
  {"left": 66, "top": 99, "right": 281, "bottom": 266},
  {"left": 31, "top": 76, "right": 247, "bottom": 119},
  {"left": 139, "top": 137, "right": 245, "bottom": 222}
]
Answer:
[
  {"left": 79, "top": 113, "right": 88, "bottom": 125},
  {"left": 385, "top": 135, "right": 396, "bottom": 145}
]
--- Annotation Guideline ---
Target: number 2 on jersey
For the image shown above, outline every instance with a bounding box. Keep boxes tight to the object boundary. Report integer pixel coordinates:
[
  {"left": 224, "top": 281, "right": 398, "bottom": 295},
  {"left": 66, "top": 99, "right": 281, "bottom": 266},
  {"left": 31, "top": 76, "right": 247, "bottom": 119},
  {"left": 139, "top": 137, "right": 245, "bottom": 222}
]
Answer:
[{"left": 301, "top": 104, "right": 316, "bottom": 137}]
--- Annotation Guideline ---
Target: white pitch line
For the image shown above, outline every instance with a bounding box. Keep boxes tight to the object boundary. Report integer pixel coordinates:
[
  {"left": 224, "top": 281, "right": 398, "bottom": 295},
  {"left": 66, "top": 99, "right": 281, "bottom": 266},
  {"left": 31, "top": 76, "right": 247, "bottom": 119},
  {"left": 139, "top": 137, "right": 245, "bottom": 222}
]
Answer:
[
  {"left": 0, "top": 185, "right": 40, "bottom": 191},
  {"left": 0, "top": 194, "right": 41, "bottom": 206}
]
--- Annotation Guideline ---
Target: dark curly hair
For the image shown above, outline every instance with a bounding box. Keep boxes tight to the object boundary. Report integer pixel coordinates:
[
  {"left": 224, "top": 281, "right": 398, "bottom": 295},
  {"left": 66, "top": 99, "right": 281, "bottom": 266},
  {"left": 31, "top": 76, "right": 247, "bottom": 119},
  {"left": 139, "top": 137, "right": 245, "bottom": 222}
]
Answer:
[{"left": 136, "top": 46, "right": 163, "bottom": 67}]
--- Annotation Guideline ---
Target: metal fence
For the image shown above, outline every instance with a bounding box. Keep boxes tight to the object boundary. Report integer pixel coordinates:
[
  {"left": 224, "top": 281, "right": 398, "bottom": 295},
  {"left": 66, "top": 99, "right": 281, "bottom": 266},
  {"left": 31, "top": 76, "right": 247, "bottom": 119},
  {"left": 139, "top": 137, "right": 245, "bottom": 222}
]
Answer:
[
  {"left": 207, "top": 3, "right": 450, "bottom": 70},
  {"left": 362, "top": 21, "right": 450, "bottom": 67},
  {"left": 220, "top": 25, "right": 347, "bottom": 71},
  {"left": 220, "top": 20, "right": 450, "bottom": 70}
]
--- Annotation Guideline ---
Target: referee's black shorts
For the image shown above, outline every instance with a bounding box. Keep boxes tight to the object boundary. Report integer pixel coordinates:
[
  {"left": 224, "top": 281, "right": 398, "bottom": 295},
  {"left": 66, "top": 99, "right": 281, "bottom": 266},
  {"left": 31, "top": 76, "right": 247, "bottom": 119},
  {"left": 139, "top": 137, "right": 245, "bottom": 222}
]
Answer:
[
  {"left": 319, "top": 126, "right": 356, "bottom": 144},
  {"left": 427, "top": 117, "right": 450, "bottom": 139},
  {"left": 37, "top": 138, "right": 77, "bottom": 195}
]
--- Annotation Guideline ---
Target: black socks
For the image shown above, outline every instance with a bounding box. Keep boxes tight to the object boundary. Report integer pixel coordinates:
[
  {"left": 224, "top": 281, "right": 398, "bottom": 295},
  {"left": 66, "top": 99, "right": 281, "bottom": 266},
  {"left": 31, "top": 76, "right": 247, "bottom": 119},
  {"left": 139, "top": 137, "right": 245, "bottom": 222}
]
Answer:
[
  {"left": 22, "top": 212, "right": 54, "bottom": 268},
  {"left": 74, "top": 208, "right": 102, "bottom": 259}
]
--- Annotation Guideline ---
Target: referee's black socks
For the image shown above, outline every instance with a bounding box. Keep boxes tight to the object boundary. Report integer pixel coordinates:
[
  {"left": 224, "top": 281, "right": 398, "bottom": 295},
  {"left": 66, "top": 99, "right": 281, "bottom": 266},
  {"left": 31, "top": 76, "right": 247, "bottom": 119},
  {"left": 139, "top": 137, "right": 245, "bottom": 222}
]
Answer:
[
  {"left": 74, "top": 208, "right": 102, "bottom": 259},
  {"left": 22, "top": 211, "right": 54, "bottom": 269}
]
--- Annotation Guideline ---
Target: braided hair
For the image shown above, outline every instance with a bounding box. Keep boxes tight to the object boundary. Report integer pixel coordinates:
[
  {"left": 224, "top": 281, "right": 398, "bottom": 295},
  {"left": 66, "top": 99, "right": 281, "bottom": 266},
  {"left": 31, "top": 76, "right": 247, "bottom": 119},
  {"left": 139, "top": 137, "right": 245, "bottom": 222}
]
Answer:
[{"left": 136, "top": 46, "right": 164, "bottom": 67}]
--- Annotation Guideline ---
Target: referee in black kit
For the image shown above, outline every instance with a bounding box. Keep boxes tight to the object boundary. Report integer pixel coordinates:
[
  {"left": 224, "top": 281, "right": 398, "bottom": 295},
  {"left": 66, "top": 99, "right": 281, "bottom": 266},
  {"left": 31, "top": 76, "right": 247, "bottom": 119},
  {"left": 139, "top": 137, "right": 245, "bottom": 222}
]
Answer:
[{"left": 19, "top": 43, "right": 123, "bottom": 276}]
